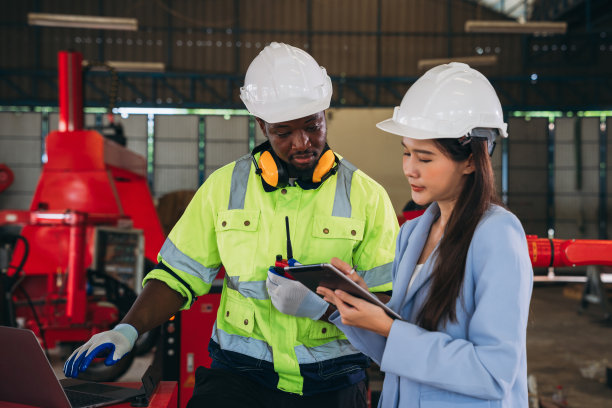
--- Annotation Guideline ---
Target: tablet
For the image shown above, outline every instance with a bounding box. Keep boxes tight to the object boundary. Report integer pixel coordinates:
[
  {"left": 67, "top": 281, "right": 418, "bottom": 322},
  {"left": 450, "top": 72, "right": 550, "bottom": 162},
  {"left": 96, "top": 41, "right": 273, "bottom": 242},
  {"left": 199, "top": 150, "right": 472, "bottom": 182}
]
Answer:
[{"left": 284, "top": 263, "right": 403, "bottom": 320}]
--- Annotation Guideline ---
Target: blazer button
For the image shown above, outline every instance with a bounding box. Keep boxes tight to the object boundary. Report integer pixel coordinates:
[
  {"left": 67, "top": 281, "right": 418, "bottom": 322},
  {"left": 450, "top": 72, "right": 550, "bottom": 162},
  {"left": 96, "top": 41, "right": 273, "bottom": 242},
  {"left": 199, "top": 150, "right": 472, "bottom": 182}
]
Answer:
[
  {"left": 321, "top": 328, "right": 327, "bottom": 334},
  {"left": 222, "top": 221, "right": 227, "bottom": 227},
  {"left": 323, "top": 228, "right": 329, "bottom": 234},
  {"left": 244, "top": 220, "right": 250, "bottom": 226},
  {"left": 281, "top": 188, "right": 287, "bottom": 194},
  {"left": 226, "top": 311, "right": 230, "bottom": 317},
  {"left": 244, "top": 319, "right": 249, "bottom": 325},
  {"left": 351, "top": 229, "right": 357, "bottom": 236}
]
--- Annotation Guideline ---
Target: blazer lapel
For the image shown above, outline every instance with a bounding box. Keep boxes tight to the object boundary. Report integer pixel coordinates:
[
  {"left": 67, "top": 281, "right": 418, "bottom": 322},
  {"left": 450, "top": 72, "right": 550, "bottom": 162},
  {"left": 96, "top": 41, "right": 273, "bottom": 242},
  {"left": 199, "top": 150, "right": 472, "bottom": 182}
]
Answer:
[
  {"left": 401, "top": 246, "right": 437, "bottom": 312},
  {"left": 387, "top": 203, "right": 439, "bottom": 312}
]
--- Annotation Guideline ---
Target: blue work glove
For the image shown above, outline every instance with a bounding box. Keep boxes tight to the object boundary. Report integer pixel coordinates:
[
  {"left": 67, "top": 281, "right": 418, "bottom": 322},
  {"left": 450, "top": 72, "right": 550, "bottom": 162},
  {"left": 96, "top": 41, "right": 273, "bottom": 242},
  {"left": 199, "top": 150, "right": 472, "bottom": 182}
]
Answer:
[
  {"left": 266, "top": 269, "right": 329, "bottom": 320},
  {"left": 63, "top": 323, "right": 138, "bottom": 378}
]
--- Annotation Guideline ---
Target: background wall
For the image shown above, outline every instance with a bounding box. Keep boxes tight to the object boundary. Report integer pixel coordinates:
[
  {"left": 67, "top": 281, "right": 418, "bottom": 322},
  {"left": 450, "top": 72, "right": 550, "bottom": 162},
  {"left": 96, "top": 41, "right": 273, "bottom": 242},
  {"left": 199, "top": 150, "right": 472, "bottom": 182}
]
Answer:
[
  {"left": 326, "top": 108, "right": 409, "bottom": 213},
  {"left": 2, "top": 107, "right": 609, "bottom": 241}
]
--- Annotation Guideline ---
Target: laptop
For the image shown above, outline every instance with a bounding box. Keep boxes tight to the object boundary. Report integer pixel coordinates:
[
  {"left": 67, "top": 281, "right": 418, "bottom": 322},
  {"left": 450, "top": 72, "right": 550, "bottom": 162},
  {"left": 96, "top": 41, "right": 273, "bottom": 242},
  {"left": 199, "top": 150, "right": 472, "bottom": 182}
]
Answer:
[{"left": 0, "top": 326, "right": 146, "bottom": 408}]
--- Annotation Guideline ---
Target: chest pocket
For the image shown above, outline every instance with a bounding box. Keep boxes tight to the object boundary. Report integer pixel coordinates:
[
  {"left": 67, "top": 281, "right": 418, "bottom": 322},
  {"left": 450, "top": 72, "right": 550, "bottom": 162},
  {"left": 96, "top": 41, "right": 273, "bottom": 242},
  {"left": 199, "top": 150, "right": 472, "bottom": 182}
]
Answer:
[
  {"left": 216, "top": 210, "right": 260, "bottom": 275},
  {"left": 310, "top": 215, "right": 365, "bottom": 262}
]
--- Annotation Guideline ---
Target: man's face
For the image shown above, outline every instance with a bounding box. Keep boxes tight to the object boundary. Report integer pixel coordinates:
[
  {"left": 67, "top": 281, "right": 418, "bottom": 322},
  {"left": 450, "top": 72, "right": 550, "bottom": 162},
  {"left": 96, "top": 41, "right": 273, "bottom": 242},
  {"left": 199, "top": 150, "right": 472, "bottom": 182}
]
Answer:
[{"left": 257, "top": 112, "right": 328, "bottom": 175}]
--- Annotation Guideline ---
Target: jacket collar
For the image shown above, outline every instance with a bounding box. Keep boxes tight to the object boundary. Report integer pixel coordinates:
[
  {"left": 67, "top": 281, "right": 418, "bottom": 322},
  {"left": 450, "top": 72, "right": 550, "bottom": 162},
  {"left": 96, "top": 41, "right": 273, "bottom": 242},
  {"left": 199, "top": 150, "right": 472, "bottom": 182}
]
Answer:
[{"left": 388, "top": 203, "right": 440, "bottom": 312}]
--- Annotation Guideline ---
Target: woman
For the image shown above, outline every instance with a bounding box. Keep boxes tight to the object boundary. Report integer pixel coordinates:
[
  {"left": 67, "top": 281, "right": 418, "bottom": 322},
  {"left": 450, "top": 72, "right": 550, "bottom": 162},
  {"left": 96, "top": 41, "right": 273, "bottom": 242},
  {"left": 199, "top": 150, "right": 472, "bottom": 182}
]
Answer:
[{"left": 317, "top": 63, "right": 533, "bottom": 407}]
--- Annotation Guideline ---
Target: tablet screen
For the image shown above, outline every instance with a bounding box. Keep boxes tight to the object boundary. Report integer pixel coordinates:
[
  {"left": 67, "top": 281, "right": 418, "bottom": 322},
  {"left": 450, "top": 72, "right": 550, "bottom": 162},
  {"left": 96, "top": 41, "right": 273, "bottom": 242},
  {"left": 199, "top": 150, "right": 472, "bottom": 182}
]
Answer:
[{"left": 284, "top": 263, "right": 402, "bottom": 320}]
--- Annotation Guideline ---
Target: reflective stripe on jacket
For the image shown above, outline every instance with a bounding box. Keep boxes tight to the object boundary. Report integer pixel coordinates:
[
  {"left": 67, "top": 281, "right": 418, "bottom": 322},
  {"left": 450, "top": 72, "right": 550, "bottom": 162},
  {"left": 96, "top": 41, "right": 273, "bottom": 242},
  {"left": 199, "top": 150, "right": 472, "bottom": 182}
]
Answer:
[{"left": 144, "top": 153, "right": 399, "bottom": 394}]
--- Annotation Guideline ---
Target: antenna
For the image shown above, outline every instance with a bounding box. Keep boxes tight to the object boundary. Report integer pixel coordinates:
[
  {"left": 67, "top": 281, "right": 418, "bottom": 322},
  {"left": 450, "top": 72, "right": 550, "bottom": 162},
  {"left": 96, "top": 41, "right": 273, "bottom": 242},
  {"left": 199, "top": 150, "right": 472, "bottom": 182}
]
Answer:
[{"left": 285, "top": 216, "right": 293, "bottom": 259}]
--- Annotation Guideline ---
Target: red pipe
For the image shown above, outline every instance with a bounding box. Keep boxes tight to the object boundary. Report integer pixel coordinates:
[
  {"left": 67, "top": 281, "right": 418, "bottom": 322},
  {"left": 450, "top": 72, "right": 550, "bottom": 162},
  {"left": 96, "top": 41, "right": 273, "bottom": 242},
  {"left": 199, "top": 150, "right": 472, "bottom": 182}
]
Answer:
[
  {"left": 526, "top": 235, "right": 612, "bottom": 267},
  {"left": 58, "top": 51, "right": 83, "bottom": 132},
  {"left": 66, "top": 211, "right": 87, "bottom": 323}
]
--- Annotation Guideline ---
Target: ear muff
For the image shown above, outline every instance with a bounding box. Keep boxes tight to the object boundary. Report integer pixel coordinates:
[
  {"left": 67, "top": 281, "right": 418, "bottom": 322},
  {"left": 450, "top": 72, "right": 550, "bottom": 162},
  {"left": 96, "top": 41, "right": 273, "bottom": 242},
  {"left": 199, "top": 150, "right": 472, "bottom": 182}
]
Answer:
[
  {"left": 251, "top": 141, "right": 337, "bottom": 188},
  {"left": 258, "top": 150, "right": 288, "bottom": 187},
  {"left": 312, "top": 149, "right": 335, "bottom": 183}
]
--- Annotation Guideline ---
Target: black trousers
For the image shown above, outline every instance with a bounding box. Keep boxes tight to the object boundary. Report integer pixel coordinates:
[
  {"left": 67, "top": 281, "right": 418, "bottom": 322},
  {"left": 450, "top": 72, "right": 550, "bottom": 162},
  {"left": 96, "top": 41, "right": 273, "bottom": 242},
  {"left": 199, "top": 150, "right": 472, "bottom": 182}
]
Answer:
[{"left": 186, "top": 367, "right": 368, "bottom": 408}]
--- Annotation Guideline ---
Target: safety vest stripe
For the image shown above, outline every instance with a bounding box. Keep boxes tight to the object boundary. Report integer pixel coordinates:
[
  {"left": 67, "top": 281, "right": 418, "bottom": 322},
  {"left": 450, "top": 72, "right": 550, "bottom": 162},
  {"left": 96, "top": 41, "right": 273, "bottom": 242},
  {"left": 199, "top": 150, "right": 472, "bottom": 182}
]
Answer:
[
  {"left": 295, "top": 339, "right": 361, "bottom": 362},
  {"left": 160, "top": 238, "right": 220, "bottom": 284},
  {"left": 332, "top": 160, "right": 357, "bottom": 218},
  {"left": 226, "top": 276, "right": 269, "bottom": 300},
  {"left": 211, "top": 322, "right": 361, "bottom": 364},
  {"left": 361, "top": 262, "right": 393, "bottom": 288},
  {"left": 228, "top": 154, "right": 252, "bottom": 210}
]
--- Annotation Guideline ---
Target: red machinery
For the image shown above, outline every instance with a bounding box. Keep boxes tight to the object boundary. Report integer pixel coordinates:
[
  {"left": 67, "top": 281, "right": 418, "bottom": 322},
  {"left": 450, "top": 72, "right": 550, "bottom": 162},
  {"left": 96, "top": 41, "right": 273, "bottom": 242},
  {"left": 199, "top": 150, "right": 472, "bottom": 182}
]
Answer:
[
  {"left": 0, "top": 50, "right": 165, "bottom": 380},
  {"left": 0, "top": 164, "right": 14, "bottom": 193},
  {"left": 161, "top": 291, "right": 222, "bottom": 408}
]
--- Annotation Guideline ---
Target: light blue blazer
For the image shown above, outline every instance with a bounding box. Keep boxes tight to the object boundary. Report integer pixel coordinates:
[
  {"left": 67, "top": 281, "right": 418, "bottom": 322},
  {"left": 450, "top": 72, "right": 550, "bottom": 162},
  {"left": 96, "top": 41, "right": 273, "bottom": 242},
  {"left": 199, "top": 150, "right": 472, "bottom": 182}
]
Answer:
[{"left": 330, "top": 203, "right": 533, "bottom": 407}]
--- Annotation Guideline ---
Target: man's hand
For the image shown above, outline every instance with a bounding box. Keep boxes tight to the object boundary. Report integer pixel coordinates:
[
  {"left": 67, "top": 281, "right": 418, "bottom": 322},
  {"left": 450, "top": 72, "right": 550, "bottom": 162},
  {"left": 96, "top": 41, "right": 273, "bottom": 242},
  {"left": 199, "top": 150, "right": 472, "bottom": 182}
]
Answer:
[
  {"left": 63, "top": 324, "right": 138, "bottom": 378},
  {"left": 266, "top": 270, "right": 329, "bottom": 320}
]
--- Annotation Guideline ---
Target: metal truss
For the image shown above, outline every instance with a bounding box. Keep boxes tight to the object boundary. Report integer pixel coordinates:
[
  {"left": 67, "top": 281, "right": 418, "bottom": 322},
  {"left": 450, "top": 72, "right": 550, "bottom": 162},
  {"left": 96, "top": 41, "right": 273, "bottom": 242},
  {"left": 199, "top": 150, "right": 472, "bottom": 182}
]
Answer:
[{"left": 1, "top": 68, "right": 612, "bottom": 111}]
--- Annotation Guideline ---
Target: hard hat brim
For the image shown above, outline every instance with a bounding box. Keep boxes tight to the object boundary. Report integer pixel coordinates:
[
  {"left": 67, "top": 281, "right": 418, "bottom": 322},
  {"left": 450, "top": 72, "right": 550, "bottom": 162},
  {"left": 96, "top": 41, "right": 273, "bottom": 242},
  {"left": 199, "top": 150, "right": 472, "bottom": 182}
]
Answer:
[
  {"left": 244, "top": 95, "right": 331, "bottom": 124},
  {"left": 376, "top": 118, "right": 463, "bottom": 139},
  {"left": 376, "top": 118, "right": 508, "bottom": 139}
]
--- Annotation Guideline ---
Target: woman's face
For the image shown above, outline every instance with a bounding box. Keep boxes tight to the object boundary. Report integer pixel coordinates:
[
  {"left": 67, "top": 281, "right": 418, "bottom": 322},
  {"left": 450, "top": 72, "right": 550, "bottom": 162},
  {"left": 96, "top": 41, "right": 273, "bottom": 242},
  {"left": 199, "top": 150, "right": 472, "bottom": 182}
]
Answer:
[{"left": 402, "top": 137, "right": 474, "bottom": 207}]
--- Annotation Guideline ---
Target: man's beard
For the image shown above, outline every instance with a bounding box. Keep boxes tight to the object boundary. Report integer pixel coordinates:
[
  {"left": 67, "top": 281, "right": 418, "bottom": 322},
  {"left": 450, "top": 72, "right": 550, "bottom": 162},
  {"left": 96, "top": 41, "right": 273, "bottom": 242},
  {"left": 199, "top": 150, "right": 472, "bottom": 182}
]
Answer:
[{"left": 286, "top": 161, "right": 316, "bottom": 180}]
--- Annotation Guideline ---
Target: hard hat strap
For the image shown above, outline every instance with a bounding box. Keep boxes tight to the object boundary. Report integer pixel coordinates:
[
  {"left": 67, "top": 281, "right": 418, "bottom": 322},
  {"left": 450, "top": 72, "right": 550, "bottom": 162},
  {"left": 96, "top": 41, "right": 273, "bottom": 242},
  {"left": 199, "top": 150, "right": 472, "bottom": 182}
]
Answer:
[{"left": 459, "top": 128, "right": 499, "bottom": 156}]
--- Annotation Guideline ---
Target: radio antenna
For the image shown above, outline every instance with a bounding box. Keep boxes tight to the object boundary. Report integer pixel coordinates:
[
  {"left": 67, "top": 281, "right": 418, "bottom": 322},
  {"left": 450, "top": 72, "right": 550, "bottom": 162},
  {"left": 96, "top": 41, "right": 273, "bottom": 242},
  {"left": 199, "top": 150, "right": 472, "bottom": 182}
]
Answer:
[{"left": 285, "top": 216, "right": 293, "bottom": 260}]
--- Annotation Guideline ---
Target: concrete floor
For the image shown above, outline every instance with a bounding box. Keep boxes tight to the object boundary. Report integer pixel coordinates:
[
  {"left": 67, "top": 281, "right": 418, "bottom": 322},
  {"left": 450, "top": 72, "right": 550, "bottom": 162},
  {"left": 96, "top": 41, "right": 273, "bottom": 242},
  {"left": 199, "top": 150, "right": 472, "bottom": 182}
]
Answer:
[
  {"left": 526, "top": 283, "right": 612, "bottom": 407},
  {"left": 50, "top": 283, "right": 612, "bottom": 407}
]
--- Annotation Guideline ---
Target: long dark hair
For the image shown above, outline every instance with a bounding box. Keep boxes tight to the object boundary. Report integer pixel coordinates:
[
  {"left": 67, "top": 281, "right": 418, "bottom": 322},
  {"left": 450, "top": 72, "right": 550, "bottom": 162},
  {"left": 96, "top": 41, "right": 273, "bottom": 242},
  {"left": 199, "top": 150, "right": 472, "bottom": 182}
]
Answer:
[{"left": 416, "top": 137, "right": 502, "bottom": 331}]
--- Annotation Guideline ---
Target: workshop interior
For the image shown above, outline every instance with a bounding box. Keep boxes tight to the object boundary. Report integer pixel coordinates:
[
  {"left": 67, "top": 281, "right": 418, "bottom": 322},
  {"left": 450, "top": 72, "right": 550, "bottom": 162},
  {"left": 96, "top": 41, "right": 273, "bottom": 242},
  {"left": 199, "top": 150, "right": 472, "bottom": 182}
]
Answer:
[{"left": 1, "top": 1, "right": 612, "bottom": 407}]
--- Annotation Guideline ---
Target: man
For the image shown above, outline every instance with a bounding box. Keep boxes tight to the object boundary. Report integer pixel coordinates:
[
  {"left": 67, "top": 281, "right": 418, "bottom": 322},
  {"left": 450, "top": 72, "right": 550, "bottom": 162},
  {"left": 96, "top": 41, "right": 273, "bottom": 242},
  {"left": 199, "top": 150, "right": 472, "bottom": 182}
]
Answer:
[{"left": 64, "top": 42, "right": 399, "bottom": 407}]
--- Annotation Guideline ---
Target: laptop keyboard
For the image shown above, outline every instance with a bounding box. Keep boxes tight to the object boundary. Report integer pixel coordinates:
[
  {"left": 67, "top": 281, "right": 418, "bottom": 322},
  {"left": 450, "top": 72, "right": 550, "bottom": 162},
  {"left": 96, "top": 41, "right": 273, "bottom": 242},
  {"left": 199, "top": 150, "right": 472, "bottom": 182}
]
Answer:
[{"left": 65, "top": 390, "right": 114, "bottom": 407}]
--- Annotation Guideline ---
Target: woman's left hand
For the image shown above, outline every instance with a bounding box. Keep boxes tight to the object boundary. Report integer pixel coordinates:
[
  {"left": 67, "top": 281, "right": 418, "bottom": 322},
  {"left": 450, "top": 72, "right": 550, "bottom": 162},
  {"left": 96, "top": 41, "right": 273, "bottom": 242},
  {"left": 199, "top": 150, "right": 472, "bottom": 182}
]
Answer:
[{"left": 317, "top": 286, "right": 393, "bottom": 337}]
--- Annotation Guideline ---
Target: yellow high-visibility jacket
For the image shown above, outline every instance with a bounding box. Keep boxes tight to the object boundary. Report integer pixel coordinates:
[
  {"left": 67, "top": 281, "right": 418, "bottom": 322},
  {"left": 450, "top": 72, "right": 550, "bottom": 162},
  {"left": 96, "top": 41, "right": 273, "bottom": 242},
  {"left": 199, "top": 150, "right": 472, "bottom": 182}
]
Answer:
[{"left": 145, "top": 152, "right": 399, "bottom": 395}]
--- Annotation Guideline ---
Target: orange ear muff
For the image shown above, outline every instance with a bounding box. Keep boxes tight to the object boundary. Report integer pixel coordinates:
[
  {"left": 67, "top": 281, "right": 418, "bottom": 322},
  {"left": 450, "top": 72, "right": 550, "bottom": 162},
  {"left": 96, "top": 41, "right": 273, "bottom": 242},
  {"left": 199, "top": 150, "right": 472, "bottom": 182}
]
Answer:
[
  {"left": 258, "top": 150, "right": 279, "bottom": 187},
  {"left": 312, "top": 149, "right": 336, "bottom": 183}
]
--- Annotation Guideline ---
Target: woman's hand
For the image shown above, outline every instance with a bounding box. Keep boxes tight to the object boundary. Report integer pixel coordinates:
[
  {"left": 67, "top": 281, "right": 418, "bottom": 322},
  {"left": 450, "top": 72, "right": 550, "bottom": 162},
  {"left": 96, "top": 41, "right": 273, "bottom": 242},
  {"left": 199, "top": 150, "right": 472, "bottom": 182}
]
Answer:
[
  {"left": 317, "top": 286, "right": 393, "bottom": 337},
  {"left": 329, "top": 257, "right": 369, "bottom": 291}
]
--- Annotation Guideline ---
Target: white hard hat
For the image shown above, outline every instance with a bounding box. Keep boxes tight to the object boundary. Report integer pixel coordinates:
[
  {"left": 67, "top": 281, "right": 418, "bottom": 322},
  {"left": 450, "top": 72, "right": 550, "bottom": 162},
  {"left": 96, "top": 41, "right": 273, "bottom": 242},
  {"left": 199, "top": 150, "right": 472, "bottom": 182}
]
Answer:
[
  {"left": 376, "top": 62, "right": 508, "bottom": 140},
  {"left": 240, "top": 42, "right": 333, "bottom": 123}
]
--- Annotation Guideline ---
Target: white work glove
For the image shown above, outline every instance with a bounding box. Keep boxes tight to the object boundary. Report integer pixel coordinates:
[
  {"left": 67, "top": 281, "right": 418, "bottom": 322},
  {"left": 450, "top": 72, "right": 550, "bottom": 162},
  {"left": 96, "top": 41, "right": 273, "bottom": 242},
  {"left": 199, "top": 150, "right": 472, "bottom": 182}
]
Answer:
[
  {"left": 63, "top": 323, "right": 138, "bottom": 378},
  {"left": 266, "top": 270, "right": 329, "bottom": 320}
]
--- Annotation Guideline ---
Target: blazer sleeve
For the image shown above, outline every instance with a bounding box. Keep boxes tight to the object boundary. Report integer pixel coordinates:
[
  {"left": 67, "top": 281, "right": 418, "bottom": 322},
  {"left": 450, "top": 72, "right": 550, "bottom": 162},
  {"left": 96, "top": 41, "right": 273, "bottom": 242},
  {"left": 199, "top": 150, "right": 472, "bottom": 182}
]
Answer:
[{"left": 379, "top": 210, "right": 533, "bottom": 400}]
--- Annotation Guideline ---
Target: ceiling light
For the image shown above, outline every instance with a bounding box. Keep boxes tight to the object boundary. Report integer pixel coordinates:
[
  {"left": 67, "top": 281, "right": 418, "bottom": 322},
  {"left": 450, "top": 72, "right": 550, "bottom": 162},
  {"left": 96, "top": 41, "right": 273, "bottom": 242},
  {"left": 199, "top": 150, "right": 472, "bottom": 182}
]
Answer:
[
  {"left": 465, "top": 20, "right": 567, "bottom": 35},
  {"left": 418, "top": 55, "right": 498, "bottom": 71},
  {"left": 83, "top": 60, "right": 165, "bottom": 73},
  {"left": 28, "top": 13, "right": 138, "bottom": 31}
]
